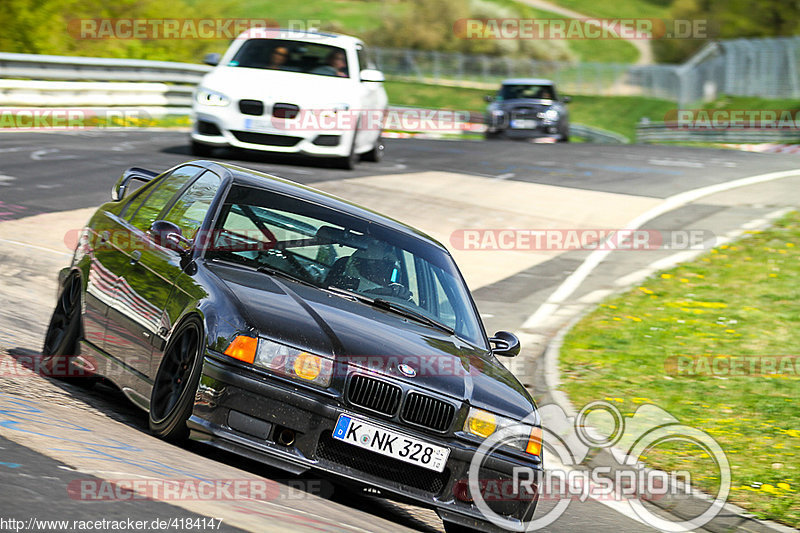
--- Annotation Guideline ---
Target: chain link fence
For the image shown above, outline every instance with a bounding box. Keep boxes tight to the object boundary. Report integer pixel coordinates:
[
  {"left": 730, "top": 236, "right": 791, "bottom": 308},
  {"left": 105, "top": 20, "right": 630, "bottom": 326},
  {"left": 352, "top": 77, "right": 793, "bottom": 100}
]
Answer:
[
  {"left": 373, "top": 47, "right": 658, "bottom": 98},
  {"left": 374, "top": 38, "right": 800, "bottom": 108}
]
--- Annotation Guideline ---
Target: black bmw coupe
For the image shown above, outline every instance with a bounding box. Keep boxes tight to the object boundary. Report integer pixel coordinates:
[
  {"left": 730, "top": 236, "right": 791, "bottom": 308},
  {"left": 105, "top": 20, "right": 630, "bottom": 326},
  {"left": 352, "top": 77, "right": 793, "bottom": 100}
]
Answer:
[{"left": 42, "top": 160, "right": 542, "bottom": 533}]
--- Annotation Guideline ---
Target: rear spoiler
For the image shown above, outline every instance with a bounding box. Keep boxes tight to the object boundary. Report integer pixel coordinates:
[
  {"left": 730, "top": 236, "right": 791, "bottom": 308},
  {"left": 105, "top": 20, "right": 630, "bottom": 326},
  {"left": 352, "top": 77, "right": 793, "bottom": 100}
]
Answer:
[{"left": 111, "top": 167, "right": 159, "bottom": 201}]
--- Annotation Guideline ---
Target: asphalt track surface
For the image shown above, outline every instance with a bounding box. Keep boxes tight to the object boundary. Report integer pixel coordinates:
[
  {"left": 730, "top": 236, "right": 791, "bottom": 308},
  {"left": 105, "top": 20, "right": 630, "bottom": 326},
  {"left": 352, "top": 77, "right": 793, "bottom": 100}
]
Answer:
[{"left": 1, "top": 130, "right": 800, "bottom": 532}]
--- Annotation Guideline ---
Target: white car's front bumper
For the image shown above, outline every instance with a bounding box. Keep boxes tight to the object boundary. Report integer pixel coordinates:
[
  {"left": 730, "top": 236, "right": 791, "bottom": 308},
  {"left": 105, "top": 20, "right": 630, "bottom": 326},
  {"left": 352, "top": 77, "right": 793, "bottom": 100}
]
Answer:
[{"left": 191, "top": 107, "right": 357, "bottom": 157}]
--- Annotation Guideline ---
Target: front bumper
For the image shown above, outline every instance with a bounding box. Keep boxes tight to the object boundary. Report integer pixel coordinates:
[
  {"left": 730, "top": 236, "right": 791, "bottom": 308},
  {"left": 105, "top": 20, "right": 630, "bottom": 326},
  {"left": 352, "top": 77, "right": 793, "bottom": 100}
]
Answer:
[
  {"left": 191, "top": 108, "right": 355, "bottom": 157},
  {"left": 188, "top": 354, "right": 541, "bottom": 532}
]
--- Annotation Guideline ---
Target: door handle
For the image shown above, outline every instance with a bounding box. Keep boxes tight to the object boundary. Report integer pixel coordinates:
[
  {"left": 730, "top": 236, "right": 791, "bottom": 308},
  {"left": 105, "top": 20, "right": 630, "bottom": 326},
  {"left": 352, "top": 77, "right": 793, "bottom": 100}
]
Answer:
[{"left": 130, "top": 250, "right": 141, "bottom": 265}]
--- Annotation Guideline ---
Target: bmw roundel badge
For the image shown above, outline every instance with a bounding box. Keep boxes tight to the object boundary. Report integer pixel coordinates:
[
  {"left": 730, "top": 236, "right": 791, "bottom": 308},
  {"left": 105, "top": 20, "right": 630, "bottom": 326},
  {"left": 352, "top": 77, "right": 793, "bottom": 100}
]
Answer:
[{"left": 397, "top": 363, "right": 417, "bottom": 377}]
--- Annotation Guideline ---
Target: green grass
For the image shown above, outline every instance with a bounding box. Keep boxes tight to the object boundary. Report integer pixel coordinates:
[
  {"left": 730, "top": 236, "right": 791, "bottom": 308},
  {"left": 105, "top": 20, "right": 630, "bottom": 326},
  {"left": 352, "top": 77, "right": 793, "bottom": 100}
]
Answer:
[
  {"left": 0, "top": 113, "right": 190, "bottom": 129},
  {"left": 385, "top": 81, "right": 488, "bottom": 112},
  {"left": 384, "top": 80, "right": 676, "bottom": 141},
  {"left": 187, "top": 0, "right": 400, "bottom": 34},
  {"left": 192, "top": 0, "right": 639, "bottom": 64},
  {"left": 568, "top": 94, "right": 674, "bottom": 140},
  {"left": 549, "top": 0, "right": 671, "bottom": 20},
  {"left": 559, "top": 212, "right": 800, "bottom": 527},
  {"left": 493, "top": 0, "right": 640, "bottom": 63}
]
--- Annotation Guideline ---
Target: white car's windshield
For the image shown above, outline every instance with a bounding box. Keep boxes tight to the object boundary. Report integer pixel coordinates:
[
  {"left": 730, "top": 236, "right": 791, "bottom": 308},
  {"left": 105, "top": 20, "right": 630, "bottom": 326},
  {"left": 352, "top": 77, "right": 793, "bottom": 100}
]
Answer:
[{"left": 229, "top": 39, "right": 350, "bottom": 78}]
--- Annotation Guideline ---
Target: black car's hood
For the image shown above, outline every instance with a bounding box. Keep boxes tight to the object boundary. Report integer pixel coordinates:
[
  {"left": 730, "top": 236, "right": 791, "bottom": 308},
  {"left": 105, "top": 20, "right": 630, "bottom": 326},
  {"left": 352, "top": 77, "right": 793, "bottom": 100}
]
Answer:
[{"left": 208, "top": 262, "right": 537, "bottom": 419}]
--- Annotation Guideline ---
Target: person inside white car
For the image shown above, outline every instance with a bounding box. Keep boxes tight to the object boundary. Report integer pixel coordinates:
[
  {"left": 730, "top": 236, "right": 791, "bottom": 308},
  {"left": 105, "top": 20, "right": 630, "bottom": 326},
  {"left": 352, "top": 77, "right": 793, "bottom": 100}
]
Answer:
[{"left": 311, "top": 50, "right": 348, "bottom": 78}]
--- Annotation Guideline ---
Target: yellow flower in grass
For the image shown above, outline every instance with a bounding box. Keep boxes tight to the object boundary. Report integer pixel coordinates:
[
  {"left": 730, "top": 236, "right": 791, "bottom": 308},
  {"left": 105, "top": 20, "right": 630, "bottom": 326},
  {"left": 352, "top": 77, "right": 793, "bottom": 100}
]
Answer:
[
  {"left": 777, "top": 482, "right": 792, "bottom": 491},
  {"left": 787, "top": 243, "right": 795, "bottom": 248},
  {"left": 661, "top": 273, "right": 672, "bottom": 279},
  {"left": 625, "top": 315, "right": 642, "bottom": 322},
  {"left": 761, "top": 484, "right": 778, "bottom": 494},
  {"left": 679, "top": 278, "right": 689, "bottom": 283},
  {"left": 638, "top": 287, "right": 654, "bottom": 295}
]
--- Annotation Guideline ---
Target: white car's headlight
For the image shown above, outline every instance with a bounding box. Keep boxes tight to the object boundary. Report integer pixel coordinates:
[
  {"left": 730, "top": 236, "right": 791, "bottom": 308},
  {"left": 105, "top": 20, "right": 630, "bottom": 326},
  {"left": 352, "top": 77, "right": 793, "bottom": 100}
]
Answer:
[
  {"left": 196, "top": 88, "right": 231, "bottom": 107},
  {"left": 490, "top": 109, "right": 505, "bottom": 118},
  {"left": 543, "top": 109, "right": 559, "bottom": 121},
  {"left": 463, "top": 407, "right": 542, "bottom": 456}
]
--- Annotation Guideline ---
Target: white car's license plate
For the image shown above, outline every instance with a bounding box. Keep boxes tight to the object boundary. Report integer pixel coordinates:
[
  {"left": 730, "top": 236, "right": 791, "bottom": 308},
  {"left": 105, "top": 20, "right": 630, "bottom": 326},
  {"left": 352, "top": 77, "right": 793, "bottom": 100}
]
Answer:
[
  {"left": 511, "top": 119, "right": 538, "bottom": 129},
  {"left": 332, "top": 414, "right": 450, "bottom": 472},
  {"left": 243, "top": 118, "right": 275, "bottom": 132}
]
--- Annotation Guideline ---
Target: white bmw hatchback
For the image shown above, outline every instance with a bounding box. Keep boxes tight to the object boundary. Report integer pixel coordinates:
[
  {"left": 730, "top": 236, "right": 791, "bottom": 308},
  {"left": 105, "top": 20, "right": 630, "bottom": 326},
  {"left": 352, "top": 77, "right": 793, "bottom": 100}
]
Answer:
[{"left": 190, "top": 28, "right": 388, "bottom": 169}]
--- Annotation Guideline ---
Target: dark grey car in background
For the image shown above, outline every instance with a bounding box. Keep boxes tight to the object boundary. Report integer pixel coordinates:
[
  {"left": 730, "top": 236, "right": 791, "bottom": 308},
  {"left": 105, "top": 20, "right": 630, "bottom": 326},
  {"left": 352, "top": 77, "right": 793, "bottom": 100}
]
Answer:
[{"left": 484, "top": 78, "right": 570, "bottom": 142}]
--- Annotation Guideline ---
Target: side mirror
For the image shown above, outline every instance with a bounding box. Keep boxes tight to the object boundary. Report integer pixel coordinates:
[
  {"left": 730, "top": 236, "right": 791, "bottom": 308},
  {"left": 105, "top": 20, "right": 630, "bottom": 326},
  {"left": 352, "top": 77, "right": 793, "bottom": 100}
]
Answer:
[
  {"left": 484, "top": 95, "right": 495, "bottom": 102},
  {"left": 360, "top": 69, "right": 385, "bottom": 83},
  {"left": 204, "top": 53, "right": 221, "bottom": 66},
  {"left": 111, "top": 167, "right": 158, "bottom": 201},
  {"left": 149, "top": 220, "right": 191, "bottom": 254},
  {"left": 489, "top": 331, "right": 520, "bottom": 357},
  {"left": 561, "top": 95, "right": 571, "bottom": 103}
]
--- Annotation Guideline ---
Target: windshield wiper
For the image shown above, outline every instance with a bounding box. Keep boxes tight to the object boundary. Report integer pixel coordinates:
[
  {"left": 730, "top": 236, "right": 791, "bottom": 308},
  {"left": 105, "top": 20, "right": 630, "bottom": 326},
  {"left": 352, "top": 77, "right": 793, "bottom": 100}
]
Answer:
[
  {"left": 255, "top": 265, "right": 319, "bottom": 289},
  {"left": 373, "top": 299, "right": 456, "bottom": 335},
  {"left": 324, "top": 286, "right": 455, "bottom": 335}
]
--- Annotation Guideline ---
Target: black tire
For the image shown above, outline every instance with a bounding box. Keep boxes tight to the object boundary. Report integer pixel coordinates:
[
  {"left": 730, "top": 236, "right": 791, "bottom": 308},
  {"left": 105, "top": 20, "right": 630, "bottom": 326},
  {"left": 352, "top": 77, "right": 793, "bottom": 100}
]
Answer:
[
  {"left": 41, "top": 274, "right": 93, "bottom": 383},
  {"left": 361, "top": 135, "right": 384, "bottom": 162},
  {"left": 484, "top": 130, "right": 503, "bottom": 140},
  {"left": 149, "top": 318, "right": 204, "bottom": 442},
  {"left": 558, "top": 125, "right": 570, "bottom": 143},
  {"left": 190, "top": 140, "right": 213, "bottom": 157},
  {"left": 336, "top": 124, "right": 360, "bottom": 170}
]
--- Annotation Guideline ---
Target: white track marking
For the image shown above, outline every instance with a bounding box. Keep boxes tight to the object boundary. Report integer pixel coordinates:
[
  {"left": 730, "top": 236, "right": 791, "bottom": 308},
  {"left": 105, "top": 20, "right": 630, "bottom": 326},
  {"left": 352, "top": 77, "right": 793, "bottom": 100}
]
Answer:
[
  {"left": 523, "top": 169, "right": 800, "bottom": 330},
  {"left": 0, "top": 237, "right": 72, "bottom": 257}
]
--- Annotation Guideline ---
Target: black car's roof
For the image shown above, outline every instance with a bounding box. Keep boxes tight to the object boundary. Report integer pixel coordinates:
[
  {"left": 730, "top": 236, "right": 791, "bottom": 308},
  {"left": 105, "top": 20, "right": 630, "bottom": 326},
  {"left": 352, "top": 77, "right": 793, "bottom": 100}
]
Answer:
[{"left": 193, "top": 160, "right": 448, "bottom": 253}]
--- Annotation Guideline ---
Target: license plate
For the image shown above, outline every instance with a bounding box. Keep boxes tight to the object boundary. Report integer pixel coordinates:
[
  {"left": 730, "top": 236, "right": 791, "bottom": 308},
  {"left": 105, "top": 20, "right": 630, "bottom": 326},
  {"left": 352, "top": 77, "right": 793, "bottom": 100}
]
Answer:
[
  {"left": 332, "top": 414, "right": 450, "bottom": 472},
  {"left": 243, "top": 118, "right": 274, "bottom": 132},
  {"left": 511, "top": 119, "right": 537, "bottom": 129}
]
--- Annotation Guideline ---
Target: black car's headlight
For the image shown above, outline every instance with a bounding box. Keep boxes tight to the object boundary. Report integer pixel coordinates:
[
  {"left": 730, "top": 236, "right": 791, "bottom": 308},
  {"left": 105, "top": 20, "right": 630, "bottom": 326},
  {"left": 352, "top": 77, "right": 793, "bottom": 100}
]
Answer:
[
  {"left": 464, "top": 407, "right": 542, "bottom": 457},
  {"left": 196, "top": 88, "right": 231, "bottom": 107},
  {"left": 224, "top": 336, "right": 333, "bottom": 387}
]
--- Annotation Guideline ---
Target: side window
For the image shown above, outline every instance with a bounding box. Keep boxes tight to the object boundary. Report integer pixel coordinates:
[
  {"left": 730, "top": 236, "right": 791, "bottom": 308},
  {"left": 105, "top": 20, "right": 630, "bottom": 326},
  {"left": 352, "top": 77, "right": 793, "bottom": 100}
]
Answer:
[
  {"left": 356, "top": 45, "right": 373, "bottom": 71},
  {"left": 121, "top": 177, "right": 162, "bottom": 219},
  {"left": 162, "top": 171, "right": 222, "bottom": 240},
  {"left": 128, "top": 166, "right": 203, "bottom": 231}
]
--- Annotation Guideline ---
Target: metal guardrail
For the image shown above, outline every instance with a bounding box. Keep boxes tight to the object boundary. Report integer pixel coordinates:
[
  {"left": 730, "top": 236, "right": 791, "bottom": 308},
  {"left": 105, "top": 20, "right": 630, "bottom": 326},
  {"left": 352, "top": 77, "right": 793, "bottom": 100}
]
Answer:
[
  {"left": 0, "top": 52, "right": 210, "bottom": 83},
  {"left": 0, "top": 79, "right": 193, "bottom": 107},
  {"left": 636, "top": 121, "right": 800, "bottom": 143},
  {"left": 0, "top": 52, "right": 206, "bottom": 116},
  {"left": 571, "top": 124, "right": 628, "bottom": 144}
]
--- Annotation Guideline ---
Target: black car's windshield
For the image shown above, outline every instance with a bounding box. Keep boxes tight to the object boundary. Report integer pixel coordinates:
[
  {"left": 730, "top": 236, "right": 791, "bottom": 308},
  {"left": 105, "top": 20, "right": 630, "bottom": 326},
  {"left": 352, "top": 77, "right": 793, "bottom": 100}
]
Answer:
[
  {"left": 229, "top": 39, "right": 350, "bottom": 78},
  {"left": 205, "top": 185, "right": 485, "bottom": 347},
  {"left": 498, "top": 84, "right": 555, "bottom": 100}
]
